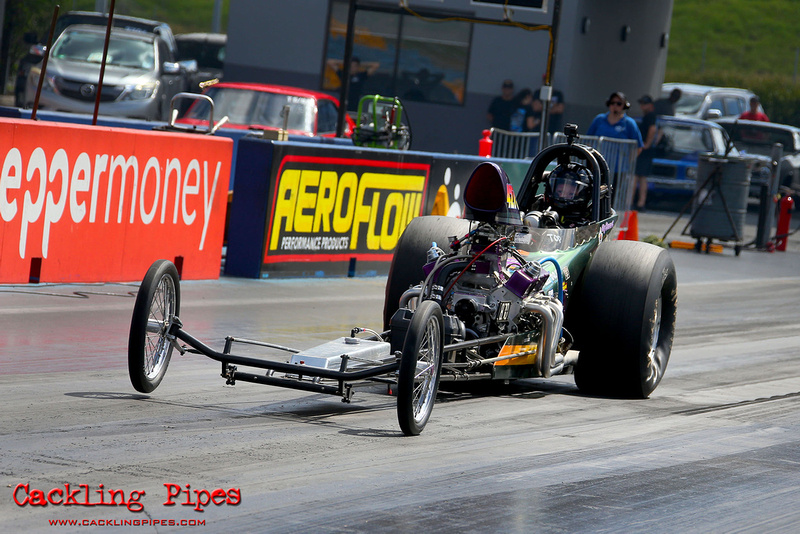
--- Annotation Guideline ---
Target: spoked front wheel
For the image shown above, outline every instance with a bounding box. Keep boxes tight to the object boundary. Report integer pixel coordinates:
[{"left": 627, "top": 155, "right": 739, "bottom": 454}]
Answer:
[
  {"left": 397, "top": 300, "right": 444, "bottom": 436},
  {"left": 128, "top": 260, "right": 181, "bottom": 393}
]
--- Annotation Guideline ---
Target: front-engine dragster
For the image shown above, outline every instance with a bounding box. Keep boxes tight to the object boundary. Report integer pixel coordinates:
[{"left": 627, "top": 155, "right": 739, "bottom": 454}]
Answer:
[{"left": 128, "top": 124, "right": 677, "bottom": 435}]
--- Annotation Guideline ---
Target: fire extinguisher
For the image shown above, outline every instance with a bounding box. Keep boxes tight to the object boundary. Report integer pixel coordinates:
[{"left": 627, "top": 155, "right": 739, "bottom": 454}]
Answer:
[
  {"left": 479, "top": 129, "right": 493, "bottom": 158},
  {"left": 775, "top": 195, "right": 794, "bottom": 252}
]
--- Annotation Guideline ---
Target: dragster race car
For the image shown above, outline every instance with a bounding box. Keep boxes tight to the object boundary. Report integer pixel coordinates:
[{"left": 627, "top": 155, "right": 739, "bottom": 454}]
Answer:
[{"left": 128, "top": 124, "right": 677, "bottom": 436}]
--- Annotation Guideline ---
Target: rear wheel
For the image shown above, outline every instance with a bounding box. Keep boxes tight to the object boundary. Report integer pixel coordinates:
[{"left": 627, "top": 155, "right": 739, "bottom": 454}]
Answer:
[
  {"left": 572, "top": 241, "right": 677, "bottom": 398},
  {"left": 384, "top": 216, "right": 471, "bottom": 329},
  {"left": 397, "top": 300, "right": 444, "bottom": 436},
  {"left": 128, "top": 260, "right": 181, "bottom": 393}
]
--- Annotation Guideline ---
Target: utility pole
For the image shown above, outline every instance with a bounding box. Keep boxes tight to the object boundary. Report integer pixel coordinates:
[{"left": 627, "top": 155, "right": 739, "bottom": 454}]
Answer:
[
  {"left": 336, "top": 0, "right": 357, "bottom": 138},
  {"left": 538, "top": 0, "right": 562, "bottom": 153},
  {"left": 212, "top": 0, "right": 222, "bottom": 33}
]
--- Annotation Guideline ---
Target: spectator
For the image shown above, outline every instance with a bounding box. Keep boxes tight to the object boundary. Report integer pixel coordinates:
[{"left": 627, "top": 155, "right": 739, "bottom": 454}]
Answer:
[
  {"left": 487, "top": 79, "right": 517, "bottom": 130},
  {"left": 509, "top": 88, "right": 536, "bottom": 132},
  {"left": 532, "top": 75, "right": 565, "bottom": 134},
  {"left": 740, "top": 96, "right": 770, "bottom": 122},
  {"left": 587, "top": 92, "right": 643, "bottom": 204},
  {"left": 654, "top": 87, "right": 682, "bottom": 116},
  {"left": 587, "top": 92, "right": 643, "bottom": 146},
  {"left": 634, "top": 95, "right": 658, "bottom": 211}
]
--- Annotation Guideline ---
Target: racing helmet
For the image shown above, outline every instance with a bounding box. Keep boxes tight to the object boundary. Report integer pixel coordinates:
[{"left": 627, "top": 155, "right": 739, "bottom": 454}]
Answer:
[{"left": 544, "top": 162, "right": 593, "bottom": 217}]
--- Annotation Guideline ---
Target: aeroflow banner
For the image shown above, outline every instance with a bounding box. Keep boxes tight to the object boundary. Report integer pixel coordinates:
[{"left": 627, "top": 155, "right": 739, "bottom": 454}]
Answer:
[
  {"left": 265, "top": 154, "right": 430, "bottom": 265},
  {"left": 0, "top": 119, "right": 232, "bottom": 283}
]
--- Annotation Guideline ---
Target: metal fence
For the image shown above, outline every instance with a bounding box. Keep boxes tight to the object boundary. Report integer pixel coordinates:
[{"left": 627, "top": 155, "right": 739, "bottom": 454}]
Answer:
[
  {"left": 490, "top": 128, "right": 638, "bottom": 214},
  {"left": 489, "top": 129, "right": 551, "bottom": 160}
]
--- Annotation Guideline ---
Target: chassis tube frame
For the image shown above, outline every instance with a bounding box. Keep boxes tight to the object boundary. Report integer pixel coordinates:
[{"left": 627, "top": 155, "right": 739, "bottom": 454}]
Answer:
[
  {"left": 171, "top": 321, "right": 538, "bottom": 393},
  {"left": 174, "top": 326, "right": 401, "bottom": 382}
]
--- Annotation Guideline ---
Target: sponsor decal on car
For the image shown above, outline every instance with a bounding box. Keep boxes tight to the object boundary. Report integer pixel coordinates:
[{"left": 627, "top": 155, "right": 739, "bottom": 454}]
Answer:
[{"left": 495, "top": 331, "right": 539, "bottom": 367}]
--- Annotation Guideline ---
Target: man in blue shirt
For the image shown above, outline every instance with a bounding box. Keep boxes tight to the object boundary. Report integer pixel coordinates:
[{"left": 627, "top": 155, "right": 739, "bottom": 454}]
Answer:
[
  {"left": 587, "top": 92, "right": 643, "bottom": 208},
  {"left": 587, "top": 92, "right": 643, "bottom": 145}
]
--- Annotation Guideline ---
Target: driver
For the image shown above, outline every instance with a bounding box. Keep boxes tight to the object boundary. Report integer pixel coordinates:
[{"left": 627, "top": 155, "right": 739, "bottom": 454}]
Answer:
[
  {"left": 553, "top": 177, "right": 579, "bottom": 200},
  {"left": 525, "top": 162, "right": 593, "bottom": 228}
]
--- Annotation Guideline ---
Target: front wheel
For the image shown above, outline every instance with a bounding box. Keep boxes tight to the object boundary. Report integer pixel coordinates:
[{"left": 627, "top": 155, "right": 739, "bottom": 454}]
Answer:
[
  {"left": 397, "top": 300, "right": 444, "bottom": 436},
  {"left": 128, "top": 260, "right": 181, "bottom": 393}
]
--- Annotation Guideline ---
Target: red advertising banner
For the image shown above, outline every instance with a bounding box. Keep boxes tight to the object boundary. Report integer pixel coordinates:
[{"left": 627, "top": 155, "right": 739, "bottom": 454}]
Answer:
[{"left": 0, "top": 119, "right": 232, "bottom": 283}]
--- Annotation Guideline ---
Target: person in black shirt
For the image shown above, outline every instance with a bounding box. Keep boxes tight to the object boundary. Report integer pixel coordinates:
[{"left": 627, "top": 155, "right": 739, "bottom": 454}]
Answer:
[
  {"left": 509, "top": 88, "right": 538, "bottom": 132},
  {"left": 487, "top": 79, "right": 517, "bottom": 130},
  {"left": 635, "top": 95, "right": 658, "bottom": 211},
  {"left": 654, "top": 87, "right": 681, "bottom": 116}
]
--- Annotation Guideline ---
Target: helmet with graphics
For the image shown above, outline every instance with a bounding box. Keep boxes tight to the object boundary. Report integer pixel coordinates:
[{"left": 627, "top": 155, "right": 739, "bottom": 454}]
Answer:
[
  {"left": 463, "top": 162, "right": 522, "bottom": 226},
  {"left": 544, "top": 162, "right": 593, "bottom": 218}
]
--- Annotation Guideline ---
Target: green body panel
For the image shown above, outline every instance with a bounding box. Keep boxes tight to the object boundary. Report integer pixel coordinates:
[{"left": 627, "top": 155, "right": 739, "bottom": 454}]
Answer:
[{"left": 490, "top": 214, "right": 618, "bottom": 380}]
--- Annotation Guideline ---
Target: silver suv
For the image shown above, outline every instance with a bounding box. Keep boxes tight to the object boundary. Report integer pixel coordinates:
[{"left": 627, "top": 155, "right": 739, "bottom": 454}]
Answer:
[
  {"left": 662, "top": 83, "right": 758, "bottom": 120},
  {"left": 15, "top": 10, "right": 184, "bottom": 108},
  {"left": 24, "top": 25, "right": 186, "bottom": 121}
]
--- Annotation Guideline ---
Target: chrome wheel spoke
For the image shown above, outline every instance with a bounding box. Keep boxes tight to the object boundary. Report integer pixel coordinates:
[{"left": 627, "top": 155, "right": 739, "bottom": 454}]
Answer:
[
  {"left": 143, "top": 276, "right": 175, "bottom": 380},
  {"left": 412, "top": 318, "right": 440, "bottom": 421}
]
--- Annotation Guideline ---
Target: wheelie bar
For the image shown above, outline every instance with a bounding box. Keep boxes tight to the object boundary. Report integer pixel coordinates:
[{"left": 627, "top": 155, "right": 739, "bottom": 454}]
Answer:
[{"left": 226, "top": 369, "right": 353, "bottom": 401}]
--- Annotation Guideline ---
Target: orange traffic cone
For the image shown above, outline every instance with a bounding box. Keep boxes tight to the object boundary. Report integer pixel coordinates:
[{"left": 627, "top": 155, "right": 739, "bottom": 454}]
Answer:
[{"left": 617, "top": 210, "right": 639, "bottom": 241}]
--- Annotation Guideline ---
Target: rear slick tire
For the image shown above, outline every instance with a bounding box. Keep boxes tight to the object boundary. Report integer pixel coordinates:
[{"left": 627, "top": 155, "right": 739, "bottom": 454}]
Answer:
[
  {"left": 573, "top": 240, "right": 677, "bottom": 398},
  {"left": 128, "top": 260, "right": 181, "bottom": 393},
  {"left": 383, "top": 216, "right": 471, "bottom": 329},
  {"left": 397, "top": 300, "right": 444, "bottom": 436}
]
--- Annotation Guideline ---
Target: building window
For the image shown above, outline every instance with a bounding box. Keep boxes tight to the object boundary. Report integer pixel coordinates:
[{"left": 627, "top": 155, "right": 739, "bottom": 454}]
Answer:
[{"left": 323, "top": 1, "right": 471, "bottom": 109}]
